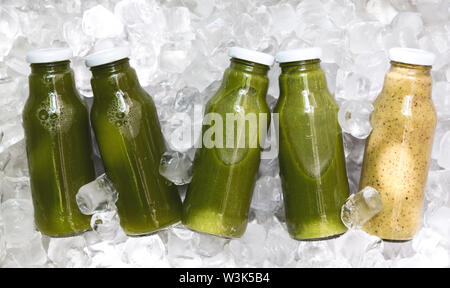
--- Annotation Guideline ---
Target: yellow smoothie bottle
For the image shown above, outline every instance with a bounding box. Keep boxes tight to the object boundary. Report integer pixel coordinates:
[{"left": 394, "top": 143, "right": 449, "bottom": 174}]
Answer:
[{"left": 359, "top": 48, "right": 436, "bottom": 241}]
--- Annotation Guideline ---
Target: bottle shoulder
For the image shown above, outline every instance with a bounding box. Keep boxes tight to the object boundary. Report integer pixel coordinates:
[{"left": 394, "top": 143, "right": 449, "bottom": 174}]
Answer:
[
  {"left": 277, "top": 87, "right": 338, "bottom": 114},
  {"left": 206, "top": 86, "right": 270, "bottom": 115}
]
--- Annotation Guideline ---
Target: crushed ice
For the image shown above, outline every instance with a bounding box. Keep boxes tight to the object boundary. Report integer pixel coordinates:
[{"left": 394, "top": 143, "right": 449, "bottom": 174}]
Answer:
[{"left": 0, "top": 0, "right": 450, "bottom": 267}]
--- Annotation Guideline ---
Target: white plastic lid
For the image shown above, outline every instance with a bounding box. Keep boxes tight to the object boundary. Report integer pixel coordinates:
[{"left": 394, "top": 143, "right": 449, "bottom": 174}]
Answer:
[
  {"left": 228, "top": 47, "right": 274, "bottom": 66},
  {"left": 389, "top": 47, "right": 435, "bottom": 66},
  {"left": 26, "top": 48, "right": 73, "bottom": 64},
  {"left": 275, "top": 47, "right": 322, "bottom": 63},
  {"left": 84, "top": 46, "right": 131, "bottom": 67}
]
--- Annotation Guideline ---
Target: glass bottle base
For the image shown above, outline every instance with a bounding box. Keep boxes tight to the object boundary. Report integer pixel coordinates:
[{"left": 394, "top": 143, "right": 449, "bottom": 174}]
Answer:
[
  {"left": 185, "top": 226, "right": 236, "bottom": 240},
  {"left": 125, "top": 219, "right": 181, "bottom": 237},
  {"left": 291, "top": 232, "right": 345, "bottom": 242},
  {"left": 381, "top": 238, "right": 412, "bottom": 243},
  {"left": 41, "top": 228, "right": 91, "bottom": 238}
]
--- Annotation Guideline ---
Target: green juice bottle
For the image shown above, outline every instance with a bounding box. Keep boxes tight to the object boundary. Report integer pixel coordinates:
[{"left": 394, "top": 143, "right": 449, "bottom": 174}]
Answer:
[
  {"left": 85, "top": 47, "right": 182, "bottom": 236},
  {"left": 182, "top": 47, "right": 274, "bottom": 238},
  {"left": 23, "top": 48, "right": 94, "bottom": 236},
  {"left": 274, "top": 48, "right": 349, "bottom": 240}
]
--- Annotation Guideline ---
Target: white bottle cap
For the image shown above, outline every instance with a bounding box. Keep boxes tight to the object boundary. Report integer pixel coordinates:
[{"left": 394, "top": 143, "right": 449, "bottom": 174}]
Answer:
[
  {"left": 275, "top": 47, "right": 322, "bottom": 63},
  {"left": 84, "top": 46, "right": 131, "bottom": 67},
  {"left": 389, "top": 47, "right": 435, "bottom": 66},
  {"left": 228, "top": 47, "right": 275, "bottom": 66},
  {"left": 26, "top": 47, "right": 73, "bottom": 64}
]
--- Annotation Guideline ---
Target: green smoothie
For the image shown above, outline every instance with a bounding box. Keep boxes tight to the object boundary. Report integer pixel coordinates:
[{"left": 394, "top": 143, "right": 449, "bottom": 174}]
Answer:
[
  {"left": 23, "top": 48, "right": 94, "bottom": 236},
  {"left": 86, "top": 48, "right": 182, "bottom": 236},
  {"left": 182, "top": 48, "right": 274, "bottom": 238},
  {"left": 274, "top": 50, "right": 349, "bottom": 240}
]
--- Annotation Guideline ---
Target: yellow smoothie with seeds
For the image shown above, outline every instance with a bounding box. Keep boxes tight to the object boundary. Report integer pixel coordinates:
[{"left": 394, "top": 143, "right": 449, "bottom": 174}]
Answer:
[{"left": 359, "top": 48, "right": 436, "bottom": 241}]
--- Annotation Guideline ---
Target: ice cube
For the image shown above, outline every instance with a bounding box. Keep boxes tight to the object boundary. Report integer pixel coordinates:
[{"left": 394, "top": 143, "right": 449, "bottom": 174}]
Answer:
[
  {"left": 0, "top": 116, "right": 24, "bottom": 153},
  {"left": 383, "top": 28, "right": 420, "bottom": 51},
  {"left": 167, "top": 225, "right": 202, "bottom": 267},
  {"left": 295, "top": 0, "right": 333, "bottom": 41},
  {"left": 251, "top": 176, "right": 282, "bottom": 212},
  {"left": 196, "top": 17, "right": 231, "bottom": 53},
  {"left": 174, "top": 87, "right": 202, "bottom": 113},
  {"left": 166, "top": 6, "right": 191, "bottom": 32},
  {"left": 420, "top": 25, "right": 450, "bottom": 55},
  {"left": 383, "top": 241, "right": 415, "bottom": 261},
  {"left": 334, "top": 229, "right": 384, "bottom": 267},
  {"left": 321, "top": 62, "right": 338, "bottom": 93},
  {"left": 415, "top": 0, "right": 449, "bottom": 25},
  {"left": 122, "top": 235, "right": 168, "bottom": 268},
  {"left": 54, "top": 0, "right": 82, "bottom": 14},
  {"left": 90, "top": 210, "right": 124, "bottom": 241},
  {"left": 183, "top": 56, "right": 220, "bottom": 92},
  {"left": 1, "top": 140, "right": 28, "bottom": 178},
  {"left": 279, "top": 36, "right": 309, "bottom": 51},
  {"left": 163, "top": 112, "right": 202, "bottom": 152},
  {"left": 425, "top": 170, "right": 450, "bottom": 213},
  {"left": 314, "top": 28, "right": 345, "bottom": 63},
  {"left": 354, "top": 51, "right": 389, "bottom": 92},
  {"left": 341, "top": 186, "right": 383, "bottom": 229},
  {"left": 425, "top": 206, "right": 450, "bottom": 240},
  {"left": 0, "top": 176, "right": 31, "bottom": 202},
  {"left": 226, "top": 223, "right": 267, "bottom": 267},
  {"left": 159, "top": 42, "right": 192, "bottom": 74},
  {"left": 232, "top": 13, "right": 264, "bottom": 50},
  {"left": 324, "top": 0, "right": 356, "bottom": 28},
  {"left": 347, "top": 21, "right": 383, "bottom": 54},
  {"left": 389, "top": 0, "right": 416, "bottom": 11},
  {"left": 195, "top": 233, "right": 229, "bottom": 258},
  {"left": 264, "top": 222, "right": 298, "bottom": 267},
  {"left": 82, "top": 5, "right": 124, "bottom": 39},
  {"left": 297, "top": 241, "right": 338, "bottom": 268},
  {"left": 268, "top": 3, "right": 296, "bottom": 40},
  {"left": 432, "top": 82, "right": 450, "bottom": 119},
  {"left": 181, "top": 0, "right": 215, "bottom": 17},
  {"left": 391, "top": 12, "right": 424, "bottom": 37},
  {"left": 0, "top": 7, "right": 19, "bottom": 59},
  {"left": 335, "top": 70, "right": 372, "bottom": 101},
  {"left": 159, "top": 151, "right": 192, "bottom": 185},
  {"left": 437, "top": 131, "right": 450, "bottom": 169},
  {"left": 0, "top": 218, "right": 6, "bottom": 262},
  {"left": 114, "top": 0, "right": 151, "bottom": 26},
  {"left": 366, "top": 0, "right": 398, "bottom": 25},
  {"left": 147, "top": 80, "right": 178, "bottom": 122},
  {"left": 76, "top": 173, "right": 118, "bottom": 215},
  {"left": 409, "top": 228, "right": 449, "bottom": 267},
  {"left": 85, "top": 239, "right": 127, "bottom": 268},
  {"left": 258, "top": 157, "right": 279, "bottom": 177},
  {"left": 1, "top": 199, "right": 35, "bottom": 246},
  {"left": 72, "top": 57, "right": 93, "bottom": 96},
  {"left": 432, "top": 119, "right": 450, "bottom": 160},
  {"left": 7, "top": 232, "right": 48, "bottom": 267},
  {"left": 4, "top": 37, "right": 32, "bottom": 77},
  {"left": 63, "top": 18, "right": 93, "bottom": 57},
  {"left": 48, "top": 236, "right": 91, "bottom": 268},
  {"left": 338, "top": 100, "right": 374, "bottom": 139}
]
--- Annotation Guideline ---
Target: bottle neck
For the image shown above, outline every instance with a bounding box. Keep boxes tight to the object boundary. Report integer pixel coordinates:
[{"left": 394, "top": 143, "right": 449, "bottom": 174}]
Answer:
[
  {"left": 90, "top": 58, "right": 132, "bottom": 78},
  {"left": 30, "top": 61, "right": 71, "bottom": 74},
  {"left": 384, "top": 61, "right": 433, "bottom": 101},
  {"left": 280, "top": 59, "right": 321, "bottom": 73},
  {"left": 229, "top": 58, "right": 269, "bottom": 76},
  {"left": 389, "top": 61, "right": 431, "bottom": 77}
]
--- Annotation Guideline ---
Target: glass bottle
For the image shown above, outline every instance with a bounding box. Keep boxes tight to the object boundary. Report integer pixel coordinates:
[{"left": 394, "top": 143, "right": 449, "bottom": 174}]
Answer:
[
  {"left": 23, "top": 48, "right": 95, "bottom": 236},
  {"left": 182, "top": 47, "right": 274, "bottom": 238},
  {"left": 86, "top": 47, "right": 182, "bottom": 236},
  {"left": 360, "top": 48, "right": 437, "bottom": 241},
  {"left": 274, "top": 48, "right": 349, "bottom": 240}
]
